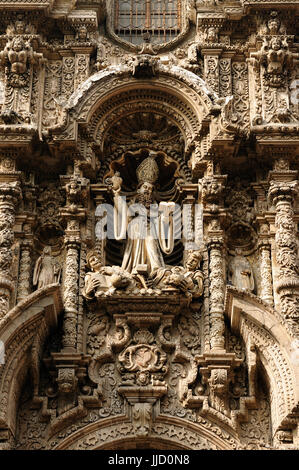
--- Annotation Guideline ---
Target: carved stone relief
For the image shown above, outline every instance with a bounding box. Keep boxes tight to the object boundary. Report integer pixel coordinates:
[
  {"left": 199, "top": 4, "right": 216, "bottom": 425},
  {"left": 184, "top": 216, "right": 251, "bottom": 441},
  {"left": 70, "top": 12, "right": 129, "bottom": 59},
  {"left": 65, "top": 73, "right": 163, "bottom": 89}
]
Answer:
[{"left": 0, "top": 3, "right": 298, "bottom": 452}]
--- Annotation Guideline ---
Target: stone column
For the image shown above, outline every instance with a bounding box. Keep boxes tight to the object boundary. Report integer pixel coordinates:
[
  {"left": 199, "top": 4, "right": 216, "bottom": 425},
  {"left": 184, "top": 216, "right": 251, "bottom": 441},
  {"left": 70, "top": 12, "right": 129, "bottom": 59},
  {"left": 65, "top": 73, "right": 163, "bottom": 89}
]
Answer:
[
  {"left": 208, "top": 237, "right": 226, "bottom": 351},
  {"left": 258, "top": 240, "right": 274, "bottom": 307},
  {"left": 60, "top": 174, "right": 87, "bottom": 352},
  {"left": 17, "top": 239, "right": 32, "bottom": 303},
  {"left": 62, "top": 225, "right": 80, "bottom": 352},
  {"left": 268, "top": 178, "right": 299, "bottom": 335},
  {"left": 0, "top": 181, "right": 21, "bottom": 318},
  {"left": 201, "top": 172, "right": 227, "bottom": 352}
]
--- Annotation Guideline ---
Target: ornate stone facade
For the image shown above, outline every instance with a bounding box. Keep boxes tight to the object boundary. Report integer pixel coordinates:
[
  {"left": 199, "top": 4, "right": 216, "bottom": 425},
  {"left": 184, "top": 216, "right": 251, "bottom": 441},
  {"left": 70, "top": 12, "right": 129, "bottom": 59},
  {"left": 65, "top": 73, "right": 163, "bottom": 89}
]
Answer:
[{"left": 0, "top": 1, "right": 298, "bottom": 451}]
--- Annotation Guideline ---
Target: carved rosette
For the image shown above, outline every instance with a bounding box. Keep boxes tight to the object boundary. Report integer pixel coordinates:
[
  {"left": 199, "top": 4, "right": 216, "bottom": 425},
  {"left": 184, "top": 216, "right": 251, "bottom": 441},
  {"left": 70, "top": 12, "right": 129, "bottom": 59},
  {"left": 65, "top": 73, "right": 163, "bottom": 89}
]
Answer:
[
  {"left": 0, "top": 181, "right": 21, "bottom": 318},
  {"left": 258, "top": 241, "right": 274, "bottom": 307},
  {"left": 208, "top": 238, "right": 226, "bottom": 350},
  {"left": 268, "top": 180, "right": 299, "bottom": 333}
]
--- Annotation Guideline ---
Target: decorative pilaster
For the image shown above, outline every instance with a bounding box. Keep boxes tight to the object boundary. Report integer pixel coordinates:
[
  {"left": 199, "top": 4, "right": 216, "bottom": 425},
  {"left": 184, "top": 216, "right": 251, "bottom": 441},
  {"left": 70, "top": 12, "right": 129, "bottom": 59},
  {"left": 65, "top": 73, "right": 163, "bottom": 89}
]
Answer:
[
  {"left": 208, "top": 237, "right": 226, "bottom": 351},
  {"left": 63, "top": 232, "right": 80, "bottom": 351},
  {"left": 268, "top": 176, "right": 299, "bottom": 335},
  {"left": 74, "top": 52, "right": 90, "bottom": 90},
  {"left": 258, "top": 239, "right": 274, "bottom": 307},
  {"left": 0, "top": 181, "right": 21, "bottom": 318},
  {"left": 17, "top": 240, "right": 32, "bottom": 303},
  {"left": 60, "top": 175, "right": 88, "bottom": 351},
  {"left": 201, "top": 170, "right": 227, "bottom": 352}
]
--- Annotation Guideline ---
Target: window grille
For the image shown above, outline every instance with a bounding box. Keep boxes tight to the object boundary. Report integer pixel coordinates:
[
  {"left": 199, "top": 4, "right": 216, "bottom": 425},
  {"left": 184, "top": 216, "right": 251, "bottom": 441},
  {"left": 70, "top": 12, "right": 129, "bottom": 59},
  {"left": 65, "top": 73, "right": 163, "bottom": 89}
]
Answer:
[{"left": 114, "top": 0, "right": 182, "bottom": 45}]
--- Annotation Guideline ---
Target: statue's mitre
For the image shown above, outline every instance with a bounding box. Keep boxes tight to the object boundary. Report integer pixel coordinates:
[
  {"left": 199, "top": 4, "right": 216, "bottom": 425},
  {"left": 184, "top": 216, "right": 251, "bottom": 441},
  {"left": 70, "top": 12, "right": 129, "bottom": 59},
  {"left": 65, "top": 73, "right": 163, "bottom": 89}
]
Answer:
[{"left": 136, "top": 152, "right": 159, "bottom": 185}]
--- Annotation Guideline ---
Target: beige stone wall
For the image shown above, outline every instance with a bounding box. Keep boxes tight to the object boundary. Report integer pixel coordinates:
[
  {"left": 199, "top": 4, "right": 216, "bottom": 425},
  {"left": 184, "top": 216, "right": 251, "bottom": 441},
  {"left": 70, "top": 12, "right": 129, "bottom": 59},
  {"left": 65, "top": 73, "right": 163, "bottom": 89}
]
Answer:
[{"left": 0, "top": 1, "right": 298, "bottom": 450}]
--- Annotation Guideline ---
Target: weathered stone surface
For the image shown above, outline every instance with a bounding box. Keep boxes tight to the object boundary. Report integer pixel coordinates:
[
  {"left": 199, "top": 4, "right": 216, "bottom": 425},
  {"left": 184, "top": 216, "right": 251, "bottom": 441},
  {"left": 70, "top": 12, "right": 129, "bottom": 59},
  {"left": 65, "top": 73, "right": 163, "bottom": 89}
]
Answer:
[{"left": 0, "top": 2, "right": 297, "bottom": 451}]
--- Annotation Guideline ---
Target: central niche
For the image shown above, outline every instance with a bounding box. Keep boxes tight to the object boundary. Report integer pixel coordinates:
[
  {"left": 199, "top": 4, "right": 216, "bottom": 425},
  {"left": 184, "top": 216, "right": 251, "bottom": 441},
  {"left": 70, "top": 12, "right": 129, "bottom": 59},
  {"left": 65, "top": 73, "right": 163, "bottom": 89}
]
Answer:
[
  {"left": 101, "top": 111, "right": 189, "bottom": 186},
  {"left": 104, "top": 147, "right": 185, "bottom": 268},
  {"left": 100, "top": 111, "right": 189, "bottom": 268},
  {"left": 104, "top": 148, "right": 180, "bottom": 193}
]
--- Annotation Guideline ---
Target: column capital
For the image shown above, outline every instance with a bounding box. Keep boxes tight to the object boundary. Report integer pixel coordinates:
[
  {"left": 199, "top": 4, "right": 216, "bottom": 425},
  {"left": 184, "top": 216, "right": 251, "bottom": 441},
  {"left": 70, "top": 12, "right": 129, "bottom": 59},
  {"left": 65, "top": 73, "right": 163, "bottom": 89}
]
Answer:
[{"left": 268, "top": 180, "right": 298, "bottom": 206}]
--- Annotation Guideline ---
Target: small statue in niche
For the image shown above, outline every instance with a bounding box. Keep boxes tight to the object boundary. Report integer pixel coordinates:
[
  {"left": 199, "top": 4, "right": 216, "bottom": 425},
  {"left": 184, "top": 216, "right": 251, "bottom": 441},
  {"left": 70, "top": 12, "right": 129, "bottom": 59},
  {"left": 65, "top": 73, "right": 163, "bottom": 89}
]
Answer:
[
  {"left": 33, "top": 246, "right": 61, "bottom": 289},
  {"left": 96, "top": 37, "right": 108, "bottom": 71},
  {"left": 228, "top": 248, "right": 254, "bottom": 292},
  {"left": 82, "top": 250, "right": 134, "bottom": 299}
]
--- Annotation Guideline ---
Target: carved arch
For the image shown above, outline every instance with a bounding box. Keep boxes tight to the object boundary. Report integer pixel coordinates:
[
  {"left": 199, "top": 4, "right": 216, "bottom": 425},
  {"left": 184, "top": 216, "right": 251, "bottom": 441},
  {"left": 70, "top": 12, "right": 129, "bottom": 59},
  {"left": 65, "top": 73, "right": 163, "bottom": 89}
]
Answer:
[
  {"left": 225, "top": 286, "right": 299, "bottom": 438},
  {"left": 54, "top": 64, "right": 219, "bottom": 155},
  {"left": 52, "top": 415, "right": 239, "bottom": 450},
  {"left": 0, "top": 284, "right": 63, "bottom": 443}
]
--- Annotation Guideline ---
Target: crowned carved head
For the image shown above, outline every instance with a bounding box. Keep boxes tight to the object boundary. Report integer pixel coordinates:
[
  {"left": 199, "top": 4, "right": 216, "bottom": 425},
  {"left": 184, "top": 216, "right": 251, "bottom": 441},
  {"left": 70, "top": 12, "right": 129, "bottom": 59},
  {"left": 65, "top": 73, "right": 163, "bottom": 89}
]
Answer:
[{"left": 77, "top": 25, "right": 88, "bottom": 40}]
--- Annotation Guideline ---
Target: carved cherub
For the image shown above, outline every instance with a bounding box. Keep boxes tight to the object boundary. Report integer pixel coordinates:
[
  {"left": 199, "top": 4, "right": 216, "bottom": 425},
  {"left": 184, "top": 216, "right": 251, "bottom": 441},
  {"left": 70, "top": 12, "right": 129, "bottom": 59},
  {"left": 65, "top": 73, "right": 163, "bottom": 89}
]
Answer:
[
  {"left": 139, "top": 31, "right": 157, "bottom": 55},
  {"left": 6, "top": 19, "right": 36, "bottom": 37},
  {"left": 250, "top": 37, "right": 295, "bottom": 87},
  {"left": 0, "top": 37, "right": 44, "bottom": 76},
  {"left": 109, "top": 171, "right": 122, "bottom": 194},
  {"left": 66, "top": 177, "right": 82, "bottom": 205}
]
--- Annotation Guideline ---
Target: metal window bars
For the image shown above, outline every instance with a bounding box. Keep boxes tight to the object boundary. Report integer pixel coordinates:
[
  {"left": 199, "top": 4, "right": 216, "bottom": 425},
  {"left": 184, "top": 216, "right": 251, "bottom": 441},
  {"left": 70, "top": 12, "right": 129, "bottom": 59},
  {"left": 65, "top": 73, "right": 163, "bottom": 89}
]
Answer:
[{"left": 114, "top": 0, "right": 181, "bottom": 45}]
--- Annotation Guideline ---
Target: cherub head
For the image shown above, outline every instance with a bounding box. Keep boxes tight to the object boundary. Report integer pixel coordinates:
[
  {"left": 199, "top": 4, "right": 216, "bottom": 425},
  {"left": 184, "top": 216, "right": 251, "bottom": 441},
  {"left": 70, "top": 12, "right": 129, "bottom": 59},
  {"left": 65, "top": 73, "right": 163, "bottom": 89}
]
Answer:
[
  {"left": 11, "top": 37, "right": 25, "bottom": 52},
  {"left": 15, "top": 20, "right": 26, "bottom": 35},
  {"left": 270, "top": 37, "right": 282, "bottom": 51}
]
